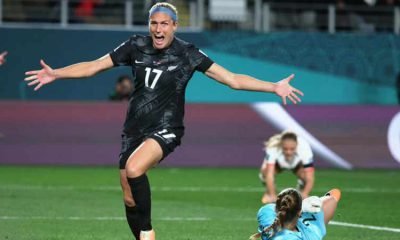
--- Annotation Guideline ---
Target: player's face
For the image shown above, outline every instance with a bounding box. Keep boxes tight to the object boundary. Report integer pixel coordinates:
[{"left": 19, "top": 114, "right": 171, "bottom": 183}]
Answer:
[
  {"left": 281, "top": 139, "right": 297, "bottom": 161},
  {"left": 149, "top": 12, "right": 177, "bottom": 50}
]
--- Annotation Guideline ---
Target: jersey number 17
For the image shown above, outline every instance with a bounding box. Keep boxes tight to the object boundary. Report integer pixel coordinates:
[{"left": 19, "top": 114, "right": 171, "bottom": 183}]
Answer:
[{"left": 145, "top": 67, "right": 163, "bottom": 89}]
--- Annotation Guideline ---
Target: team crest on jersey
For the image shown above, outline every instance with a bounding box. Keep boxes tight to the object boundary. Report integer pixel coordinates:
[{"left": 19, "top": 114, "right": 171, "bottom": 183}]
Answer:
[{"left": 167, "top": 65, "right": 178, "bottom": 71}]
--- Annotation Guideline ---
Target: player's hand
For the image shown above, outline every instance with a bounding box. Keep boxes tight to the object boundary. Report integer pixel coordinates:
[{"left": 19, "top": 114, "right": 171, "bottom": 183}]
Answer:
[
  {"left": 261, "top": 193, "right": 277, "bottom": 204},
  {"left": 275, "top": 74, "right": 304, "bottom": 105},
  {"left": 25, "top": 60, "right": 57, "bottom": 91},
  {"left": 0, "top": 51, "right": 8, "bottom": 66}
]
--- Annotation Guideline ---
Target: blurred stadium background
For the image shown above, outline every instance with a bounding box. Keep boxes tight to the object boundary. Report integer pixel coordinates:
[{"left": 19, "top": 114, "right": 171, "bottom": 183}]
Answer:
[{"left": 0, "top": 1, "right": 399, "bottom": 240}]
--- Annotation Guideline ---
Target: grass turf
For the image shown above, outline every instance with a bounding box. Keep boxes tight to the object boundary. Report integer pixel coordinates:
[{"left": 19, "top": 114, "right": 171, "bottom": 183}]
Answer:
[{"left": 0, "top": 166, "right": 399, "bottom": 240}]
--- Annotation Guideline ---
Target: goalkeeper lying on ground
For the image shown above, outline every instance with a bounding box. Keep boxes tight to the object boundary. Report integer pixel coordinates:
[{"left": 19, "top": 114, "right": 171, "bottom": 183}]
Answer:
[{"left": 249, "top": 188, "right": 341, "bottom": 240}]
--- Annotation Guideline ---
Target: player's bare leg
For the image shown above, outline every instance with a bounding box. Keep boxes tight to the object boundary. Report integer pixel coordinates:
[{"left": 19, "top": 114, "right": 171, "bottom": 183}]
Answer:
[
  {"left": 123, "top": 138, "right": 163, "bottom": 240},
  {"left": 321, "top": 189, "right": 341, "bottom": 225},
  {"left": 125, "top": 138, "right": 163, "bottom": 177}
]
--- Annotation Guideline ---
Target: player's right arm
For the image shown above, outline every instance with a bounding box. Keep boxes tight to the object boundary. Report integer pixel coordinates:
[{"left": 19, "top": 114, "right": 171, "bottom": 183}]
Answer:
[
  {"left": 25, "top": 54, "right": 114, "bottom": 91},
  {"left": 262, "top": 148, "right": 278, "bottom": 203},
  {"left": 264, "top": 163, "right": 277, "bottom": 201}
]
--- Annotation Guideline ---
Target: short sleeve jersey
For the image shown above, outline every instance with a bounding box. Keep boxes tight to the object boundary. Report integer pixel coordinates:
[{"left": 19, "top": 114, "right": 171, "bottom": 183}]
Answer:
[
  {"left": 257, "top": 204, "right": 326, "bottom": 240},
  {"left": 265, "top": 137, "right": 313, "bottom": 170},
  {"left": 110, "top": 35, "right": 213, "bottom": 136}
]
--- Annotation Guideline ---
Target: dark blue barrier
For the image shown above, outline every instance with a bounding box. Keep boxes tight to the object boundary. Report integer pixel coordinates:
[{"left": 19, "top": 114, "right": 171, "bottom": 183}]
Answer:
[{"left": 1, "top": 28, "right": 399, "bottom": 104}]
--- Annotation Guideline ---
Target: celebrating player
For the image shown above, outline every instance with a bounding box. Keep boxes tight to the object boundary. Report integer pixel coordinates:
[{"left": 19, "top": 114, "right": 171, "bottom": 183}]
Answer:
[
  {"left": 259, "top": 131, "right": 314, "bottom": 204},
  {"left": 249, "top": 188, "right": 341, "bottom": 240},
  {"left": 24, "top": 2, "right": 303, "bottom": 240}
]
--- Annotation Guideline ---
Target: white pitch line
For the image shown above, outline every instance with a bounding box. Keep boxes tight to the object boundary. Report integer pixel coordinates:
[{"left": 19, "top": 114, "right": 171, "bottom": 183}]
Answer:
[
  {"left": 330, "top": 221, "right": 400, "bottom": 233},
  {"left": 0, "top": 216, "right": 125, "bottom": 221},
  {"left": 0, "top": 185, "right": 399, "bottom": 193},
  {"left": 1, "top": 216, "right": 399, "bottom": 233},
  {"left": 0, "top": 216, "right": 209, "bottom": 221}
]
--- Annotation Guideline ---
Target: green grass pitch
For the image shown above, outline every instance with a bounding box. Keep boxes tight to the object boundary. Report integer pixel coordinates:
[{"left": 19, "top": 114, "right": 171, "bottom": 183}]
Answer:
[{"left": 0, "top": 166, "right": 399, "bottom": 240}]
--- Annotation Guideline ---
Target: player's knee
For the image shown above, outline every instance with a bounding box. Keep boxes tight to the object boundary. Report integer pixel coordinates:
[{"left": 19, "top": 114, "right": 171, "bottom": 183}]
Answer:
[{"left": 126, "top": 165, "right": 145, "bottom": 178}]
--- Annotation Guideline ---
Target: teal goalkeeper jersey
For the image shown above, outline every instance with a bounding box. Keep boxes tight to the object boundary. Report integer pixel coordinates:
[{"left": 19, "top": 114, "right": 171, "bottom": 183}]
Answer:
[{"left": 257, "top": 204, "right": 326, "bottom": 240}]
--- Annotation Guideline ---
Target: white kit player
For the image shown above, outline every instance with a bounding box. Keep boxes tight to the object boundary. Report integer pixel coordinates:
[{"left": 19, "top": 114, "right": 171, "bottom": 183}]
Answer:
[{"left": 259, "top": 131, "right": 315, "bottom": 203}]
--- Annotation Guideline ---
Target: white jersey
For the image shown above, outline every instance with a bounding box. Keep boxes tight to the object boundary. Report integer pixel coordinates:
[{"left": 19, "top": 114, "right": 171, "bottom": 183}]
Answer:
[{"left": 265, "top": 137, "right": 313, "bottom": 170}]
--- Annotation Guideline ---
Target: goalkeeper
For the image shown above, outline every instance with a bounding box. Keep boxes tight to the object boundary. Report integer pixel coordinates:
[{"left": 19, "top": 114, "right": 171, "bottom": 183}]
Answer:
[{"left": 249, "top": 188, "right": 341, "bottom": 240}]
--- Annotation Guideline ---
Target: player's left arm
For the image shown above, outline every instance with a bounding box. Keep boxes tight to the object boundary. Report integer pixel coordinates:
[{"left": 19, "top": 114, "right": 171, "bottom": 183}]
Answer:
[
  {"left": 302, "top": 165, "right": 315, "bottom": 198},
  {"left": 204, "top": 63, "right": 303, "bottom": 105}
]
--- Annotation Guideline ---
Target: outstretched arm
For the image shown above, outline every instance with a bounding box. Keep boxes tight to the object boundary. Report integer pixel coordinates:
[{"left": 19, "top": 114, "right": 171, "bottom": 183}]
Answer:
[
  {"left": 25, "top": 54, "right": 114, "bottom": 91},
  {"left": 205, "top": 63, "right": 303, "bottom": 105}
]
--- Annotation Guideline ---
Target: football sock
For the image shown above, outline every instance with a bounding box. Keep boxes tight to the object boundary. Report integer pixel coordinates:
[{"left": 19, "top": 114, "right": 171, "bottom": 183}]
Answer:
[
  {"left": 125, "top": 205, "right": 141, "bottom": 239},
  {"left": 128, "top": 174, "right": 152, "bottom": 231},
  {"left": 140, "top": 230, "right": 155, "bottom": 240}
]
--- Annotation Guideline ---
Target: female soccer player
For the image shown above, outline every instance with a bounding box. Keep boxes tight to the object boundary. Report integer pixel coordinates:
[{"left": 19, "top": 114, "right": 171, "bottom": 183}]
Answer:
[
  {"left": 259, "top": 131, "right": 314, "bottom": 204},
  {"left": 249, "top": 188, "right": 341, "bottom": 240},
  {"left": 24, "top": 2, "right": 303, "bottom": 240}
]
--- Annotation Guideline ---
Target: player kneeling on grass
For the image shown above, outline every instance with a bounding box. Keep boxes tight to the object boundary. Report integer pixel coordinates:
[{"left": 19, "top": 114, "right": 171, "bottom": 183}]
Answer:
[
  {"left": 260, "top": 131, "right": 315, "bottom": 203},
  {"left": 249, "top": 188, "right": 341, "bottom": 240}
]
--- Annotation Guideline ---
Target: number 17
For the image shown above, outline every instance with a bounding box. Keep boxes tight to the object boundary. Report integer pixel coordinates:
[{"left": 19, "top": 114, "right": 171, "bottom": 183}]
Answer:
[{"left": 145, "top": 67, "right": 163, "bottom": 89}]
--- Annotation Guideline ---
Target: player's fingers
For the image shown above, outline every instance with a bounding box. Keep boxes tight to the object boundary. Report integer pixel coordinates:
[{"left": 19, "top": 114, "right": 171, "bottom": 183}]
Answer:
[
  {"left": 293, "top": 87, "right": 304, "bottom": 96},
  {"left": 288, "top": 94, "right": 297, "bottom": 104},
  {"left": 285, "top": 74, "right": 295, "bottom": 82},
  {"left": 28, "top": 80, "right": 40, "bottom": 86},
  {"left": 25, "top": 70, "right": 40, "bottom": 75},
  {"left": 40, "top": 59, "right": 50, "bottom": 70},
  {"left": 281, "top": 96, "right": 287, "bottom": 105},
  {"left": 0, "top": 51, "right": 7, "bottom": 57},
  {"left": 290, "top": 92, "right": 301, "bottom": 103},
  {"left": 24, "top": 75, "right": 38, "bottom": 81},
  {"left": 34, "top": 83, "right": 43, "bottom": 91}
]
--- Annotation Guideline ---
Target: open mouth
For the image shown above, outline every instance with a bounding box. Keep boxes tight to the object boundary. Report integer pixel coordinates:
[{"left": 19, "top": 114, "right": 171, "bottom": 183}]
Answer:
[{"left": 154, "top": 35, "right": 165, "bottom": 46}]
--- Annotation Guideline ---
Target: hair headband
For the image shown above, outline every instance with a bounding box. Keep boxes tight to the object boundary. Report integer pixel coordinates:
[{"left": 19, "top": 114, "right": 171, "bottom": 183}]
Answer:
[{"left": 149, "top": 6, "right": 178, "bottom": 22}]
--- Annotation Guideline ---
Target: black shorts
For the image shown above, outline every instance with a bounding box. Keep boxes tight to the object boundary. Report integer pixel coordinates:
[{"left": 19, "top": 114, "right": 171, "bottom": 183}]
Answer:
[
  {"left": 275, "top": 162, "right": 314, "bottom": 173},
  {"left": 119, "top": 128, "right": 184, "bottom": 169}
]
